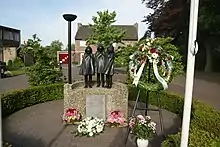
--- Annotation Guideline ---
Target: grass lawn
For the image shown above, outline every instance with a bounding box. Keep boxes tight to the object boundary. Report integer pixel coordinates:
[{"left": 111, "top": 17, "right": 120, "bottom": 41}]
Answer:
[{"left": 5, "top": 67, "right": 27, "bottom": 77}]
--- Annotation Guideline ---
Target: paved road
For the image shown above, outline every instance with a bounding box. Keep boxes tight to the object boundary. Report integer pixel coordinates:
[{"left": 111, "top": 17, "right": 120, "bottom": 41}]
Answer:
[
  {"left": 168, "top": 74, "right": 220, "bottom": 110},
  {"left": 0, "top": 66, "right": 126, "bottom": 94},
  {"left": 0, "top": 66, "right": 220, "bottom": 110},
  {"left": 0, "top": 75, "right": 29, "bottom": 93}
]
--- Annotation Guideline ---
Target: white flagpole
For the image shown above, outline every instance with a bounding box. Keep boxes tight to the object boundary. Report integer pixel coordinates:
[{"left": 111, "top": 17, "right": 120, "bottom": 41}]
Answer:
[
  {"left": 180, "top": 0, "right": 200, "bottom": 146},
  {"left": 0, "top": 99, "right": 2, "bottom": 146}
]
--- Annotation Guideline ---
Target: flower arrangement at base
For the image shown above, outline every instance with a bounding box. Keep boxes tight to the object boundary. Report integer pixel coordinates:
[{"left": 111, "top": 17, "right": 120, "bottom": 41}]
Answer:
[
  {"left": 106, "top": 110, "right": 127, "bottom": 127},
  {"left": 75, "top": 117, "right": 105, "bottom": 137},
  {"left": 62, "top": 108, "right": 81, "bottom": 124},
  {"left": 129, "top": 115, "right": 156, "bottom": 140}
]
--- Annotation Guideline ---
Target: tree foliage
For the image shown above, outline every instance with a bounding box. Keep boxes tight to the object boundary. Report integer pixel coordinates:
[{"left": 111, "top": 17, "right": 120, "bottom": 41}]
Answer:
[
  {"left": 19, "top": 34, "right": 42, "bottom": 63},
  {"left": 23, "top": 35, "right": 62, "bottom": 86},
  {"left": 115, "top": 44, "right": 138, "bottom": 67},
  {"left": 142, "top": 0, "right": 220, "bottom": 40},
  {"left": 142, "top": 0, "right": 220, "bottom": 71},
  {"left": 86, "top": 10, "right": 125, "bottom": 48},
  {"left": 50, "top": 40, "right": 63, "bottom": 52},
  {"left": 142, "top": 0, "right": 188, "bottom": 38},
  {"left": 65, "top": 43, "right": 75, "bottom": 51}
]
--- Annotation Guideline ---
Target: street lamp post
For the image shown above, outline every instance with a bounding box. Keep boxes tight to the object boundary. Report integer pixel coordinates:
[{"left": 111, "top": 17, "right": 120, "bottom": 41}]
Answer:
[{"left": 63, "top": 14, "right": 77, "bottom": 84}]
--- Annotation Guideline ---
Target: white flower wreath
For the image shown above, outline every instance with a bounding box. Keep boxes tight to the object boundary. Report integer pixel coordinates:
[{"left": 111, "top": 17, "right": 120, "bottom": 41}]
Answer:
[{"left": 129, "top": 38, "right": 173, "bottom": 91}]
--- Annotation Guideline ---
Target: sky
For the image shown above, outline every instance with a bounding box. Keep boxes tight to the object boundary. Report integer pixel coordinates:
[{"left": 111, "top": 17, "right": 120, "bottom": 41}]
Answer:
[{"left": 0, "top": 0, "right": 152, "bottom": 47}]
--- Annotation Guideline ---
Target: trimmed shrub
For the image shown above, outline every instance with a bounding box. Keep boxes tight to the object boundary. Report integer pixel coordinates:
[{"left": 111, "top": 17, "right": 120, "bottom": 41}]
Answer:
[
  {"left": 191, "top": 101, "right": 220, "bottom": 137},
  {"left": 1, "top": 83, "right": 64, "bottom": 118},
  {"left": 162, "top": 127, "right": 220, "bottom": 147},
  {"left": 128, "top": 86, "right": 220, "bottom": 145},
  {"left": 128, "top": 87, "right": 186, "bottom": 117}
]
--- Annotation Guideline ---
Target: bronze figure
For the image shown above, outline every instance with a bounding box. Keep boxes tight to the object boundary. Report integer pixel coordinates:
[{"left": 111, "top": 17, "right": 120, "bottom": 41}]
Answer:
[
  {"left": 104, "top": 44, "right": 115, "bottom": 88},
  {"left": 79, "top": 45, "right": 95, "bottom": 88},
  {"left": 95, "top": 43, "right": 105, "bottom": 87}
]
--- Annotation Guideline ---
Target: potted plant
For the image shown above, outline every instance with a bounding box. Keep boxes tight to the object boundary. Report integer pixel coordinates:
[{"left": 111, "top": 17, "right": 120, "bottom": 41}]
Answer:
[
  {"left": 106, "top": 110, "right": 127, "bottom": 127},
  {"left": 62, "top": 108, "right": 82, "bottom": 125},
  {"left": 129, "top": 115, "right": 156, "bottom": 147}
]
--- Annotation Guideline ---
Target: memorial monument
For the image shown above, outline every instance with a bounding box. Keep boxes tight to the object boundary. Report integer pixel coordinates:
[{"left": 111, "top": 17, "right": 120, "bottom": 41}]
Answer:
[{"left": 64, "top": 41, "right": 128, "bottom": 121}]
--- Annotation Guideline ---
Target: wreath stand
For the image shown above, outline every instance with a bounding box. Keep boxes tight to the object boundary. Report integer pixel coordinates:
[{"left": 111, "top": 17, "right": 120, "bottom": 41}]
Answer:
[{"left": 124, "top": 59, "right": 164, "bottom": 145}]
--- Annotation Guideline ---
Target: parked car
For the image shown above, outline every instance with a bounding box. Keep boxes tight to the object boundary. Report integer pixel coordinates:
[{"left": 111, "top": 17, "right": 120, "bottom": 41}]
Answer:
[{"left": 0, "top": 61, "right": 6, "bottom": 78}]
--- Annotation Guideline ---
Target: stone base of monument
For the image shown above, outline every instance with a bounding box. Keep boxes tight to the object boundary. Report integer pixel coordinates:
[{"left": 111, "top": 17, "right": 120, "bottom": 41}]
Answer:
[{"left": 64, "top": 81, "right": 128, "bottom": 120}]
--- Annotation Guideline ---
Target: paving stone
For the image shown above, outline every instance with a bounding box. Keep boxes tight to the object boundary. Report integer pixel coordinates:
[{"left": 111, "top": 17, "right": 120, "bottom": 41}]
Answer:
[{"left": 3, "top": 100, "right": 181, "bottom": 147}]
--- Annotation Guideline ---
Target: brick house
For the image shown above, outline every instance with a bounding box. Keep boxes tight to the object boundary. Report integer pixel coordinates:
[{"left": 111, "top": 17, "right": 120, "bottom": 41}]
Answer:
[
  {"left": 74, "top": 23, "right": 139, "bottom": 64},
  {"left": 0, "top": 25, "right": 21, "bottom": 64}
]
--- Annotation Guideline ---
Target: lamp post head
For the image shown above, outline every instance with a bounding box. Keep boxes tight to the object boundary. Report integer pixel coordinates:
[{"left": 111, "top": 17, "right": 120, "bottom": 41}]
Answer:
[{"left": 63, "top": 14, "right": 77, "bottom": 22}]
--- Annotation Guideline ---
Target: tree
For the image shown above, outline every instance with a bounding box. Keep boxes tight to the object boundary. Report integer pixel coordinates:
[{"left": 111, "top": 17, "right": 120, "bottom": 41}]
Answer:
[
  {"left": 142, "top": 0, "right": 220, "bottom": 72},
  {"left": 86, "top": 10, "right": 125, "bottom": 48},
  {"left": 23, "top": 35, "right": 62, "bottom": 86},
  {"left": 19, "top": 34, "right": 42, "bottom": 63},
  {"left": 45, "top": 40, "right": 63, "bottom": 61},
  {"left": 115, "top": 44, "right": 138, "bottom": 67},
  {"left": 50, "top": 40, "right": 63, "bottom": 52},
  {"left": 197, "top": 0, "right": 220, "bottom": 72},
  {"left": 65, "top": 43, "right": 75, "bottom": 51}
]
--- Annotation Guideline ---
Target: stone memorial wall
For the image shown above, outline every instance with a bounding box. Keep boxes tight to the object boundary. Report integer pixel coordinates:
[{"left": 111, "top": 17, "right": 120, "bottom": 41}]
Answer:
[{"left": 64, "top": 81, "right": 128, "bottom": 120}]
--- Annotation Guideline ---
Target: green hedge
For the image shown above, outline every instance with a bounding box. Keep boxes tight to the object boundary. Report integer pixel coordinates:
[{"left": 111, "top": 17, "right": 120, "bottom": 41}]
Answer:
[
  {"left": 162, "top": 127, "right": 220, "bottom": 147},
  {"left": 128, "top": 86, "right": 220, "bottom": 146},
  {"left": 1, "top": 83, "right": 64, "bottom": 118}
]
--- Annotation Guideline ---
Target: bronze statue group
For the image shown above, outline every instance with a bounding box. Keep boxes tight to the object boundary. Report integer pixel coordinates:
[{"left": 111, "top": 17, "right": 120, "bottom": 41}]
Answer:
[{"left": 79, "top": 43, "right": 115, "bottom": 89}]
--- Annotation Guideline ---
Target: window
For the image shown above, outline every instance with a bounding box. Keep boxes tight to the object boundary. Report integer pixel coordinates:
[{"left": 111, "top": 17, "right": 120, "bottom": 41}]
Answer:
[
  {"left": 3, "top": 30, "right": 16, "bottom": 40},
  {"left": 3, "top": 30, "right": 10, "bottom": 40},
  {"left": 80, "top": 41, "right": 87, "bottom": 47},
  {"left": 9, "top": 32, "right": 13, "bottom": 40},
  {"left": 0, "top": 29, "right": 2, "bottom": 39},
  {"left": 13, "top": 32, "right": 20, "bottom": 41}
]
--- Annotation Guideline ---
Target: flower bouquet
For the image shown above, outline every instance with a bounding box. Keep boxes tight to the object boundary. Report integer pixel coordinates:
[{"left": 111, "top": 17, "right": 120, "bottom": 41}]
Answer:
[
  {"left": 129, "top": 115, "right": 156, "bottom": 147},
  {"left": 62, "top": 108, "right": 81, "bottom": 125},
  {"left": 106, "top": 110, "right": 127, "bottom": 127},
  {"left": 75, "top": 117, "right": 105, "bottom": 137}
]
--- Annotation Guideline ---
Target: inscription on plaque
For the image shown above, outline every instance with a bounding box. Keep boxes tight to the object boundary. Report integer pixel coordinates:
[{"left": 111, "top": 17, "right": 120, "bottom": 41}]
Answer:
[{"left": 86, "top": 95, "right": 106, "bottom": 120}]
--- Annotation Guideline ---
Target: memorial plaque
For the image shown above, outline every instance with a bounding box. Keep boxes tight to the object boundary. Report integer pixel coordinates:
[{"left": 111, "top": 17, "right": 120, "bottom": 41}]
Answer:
[{"left": 86, "top": 95, "right": 106, "bottom": 120}]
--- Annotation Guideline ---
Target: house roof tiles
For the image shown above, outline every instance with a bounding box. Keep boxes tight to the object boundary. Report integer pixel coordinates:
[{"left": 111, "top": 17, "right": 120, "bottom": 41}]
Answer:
[{"left": 75, "top": 24, "right": 138, "bottom": 41}]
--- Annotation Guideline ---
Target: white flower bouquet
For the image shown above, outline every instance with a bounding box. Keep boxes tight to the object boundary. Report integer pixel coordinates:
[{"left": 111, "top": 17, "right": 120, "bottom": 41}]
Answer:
[{"left": 75, "top": 117, "right": 105, "bottom": 137}]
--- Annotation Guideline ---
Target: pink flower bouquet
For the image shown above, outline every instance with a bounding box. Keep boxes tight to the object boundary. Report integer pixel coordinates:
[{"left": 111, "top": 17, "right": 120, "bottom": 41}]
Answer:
[
  {"left": 106, "top": 110, "right": 126, "bottom": 127},
  {"left": 62, "top": 108, "right": 81, "bottom": 124},
  {"left": 129, "top": 115, "right": 156, "bottom": 139}
]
